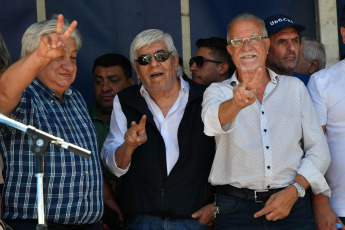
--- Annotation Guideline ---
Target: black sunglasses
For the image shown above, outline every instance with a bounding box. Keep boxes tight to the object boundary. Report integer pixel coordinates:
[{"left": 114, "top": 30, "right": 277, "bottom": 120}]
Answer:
[
  {"left": 136, "top": 51, "right": 172, "bottom": 65},
  {"left": 189, "top": 56, "right": 223, "bottom": 68}
]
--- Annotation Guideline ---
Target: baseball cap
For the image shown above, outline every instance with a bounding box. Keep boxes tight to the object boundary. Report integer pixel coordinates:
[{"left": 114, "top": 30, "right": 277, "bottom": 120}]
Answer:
[{"left": 264, "top": 14, "right": 305, "bottom": 36}]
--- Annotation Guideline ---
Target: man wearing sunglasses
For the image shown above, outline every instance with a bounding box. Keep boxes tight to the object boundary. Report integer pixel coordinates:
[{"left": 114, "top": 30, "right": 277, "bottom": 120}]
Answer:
[
  {"left": 190, "top": 37, "right": 236, "bottom": 86},
  {"left": 102, "top": 29, "right": 216, "bottom": 229},
  {"left": 202, "top": 13, "right": 330, "bottom": 229}
]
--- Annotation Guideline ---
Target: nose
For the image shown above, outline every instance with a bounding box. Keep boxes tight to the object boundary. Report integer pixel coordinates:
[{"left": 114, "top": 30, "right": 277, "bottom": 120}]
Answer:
[
  {"left": 149, "top": 56, "right": 160, "bottom": 67},
  {"left": 61, "top": 57, "right": 75, "bottom": 71},
  {"left": 102, "top": 80, "right": 111, "bottom": 92},
  {"left": 287, "top": 40, "right": 296, "bottom": 51},
  {"left": 190, "top": 62, "right": 198, "bottom": 72},
  {"left": 242, "top": 39, "right": 253, "bottom": 51}
]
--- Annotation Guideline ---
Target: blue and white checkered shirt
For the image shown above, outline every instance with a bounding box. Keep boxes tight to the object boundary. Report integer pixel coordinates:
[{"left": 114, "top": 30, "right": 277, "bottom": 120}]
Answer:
[{"left": 0, "top": 79, "right": 103, "bottom": 224}]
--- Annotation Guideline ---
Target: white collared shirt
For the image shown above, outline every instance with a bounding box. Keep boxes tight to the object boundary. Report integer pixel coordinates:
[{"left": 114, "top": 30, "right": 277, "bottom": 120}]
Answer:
[
  {"left": 101, "top": 76, "right": 190, "bottom": 176},
  {"left": 308, "top": 60, "right": 345, "bottom": 215},
  {"left": 202, "top": 69, "right": 331, "bottom": 196}
]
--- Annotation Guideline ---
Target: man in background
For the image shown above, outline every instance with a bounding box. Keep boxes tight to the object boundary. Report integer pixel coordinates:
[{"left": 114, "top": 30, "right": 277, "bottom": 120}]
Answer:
[
  {"left": 89, "top": 53, "right": 134, "bottom": 229},
  {"left": 294, "top": 37, "right": 326, "bottom": 76},
  {"left": 264, "top": 14, "right": 309, "bottom": 85},
  {"left": 190, "top": 37, "right": 235, "bottom": 85}
]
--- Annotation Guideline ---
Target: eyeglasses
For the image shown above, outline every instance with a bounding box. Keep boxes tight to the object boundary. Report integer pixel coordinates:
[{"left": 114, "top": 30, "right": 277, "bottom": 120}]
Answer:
[
  {"left": 135, "top": 51, "right": 172, "bottom": 65},
  {"left": 229, "top": 36, "right": 267, "bottom": 47},
  {"left": 189, "top": 56, "right": 223, "bottom": 68}
]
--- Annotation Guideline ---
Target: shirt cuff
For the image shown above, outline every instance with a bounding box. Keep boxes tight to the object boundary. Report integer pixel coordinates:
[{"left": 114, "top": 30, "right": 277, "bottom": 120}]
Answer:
[
  {"left": 297, "top": 158, "right": 331, "bottom": 197},
  {"left": 105, "top": 148, "right": 130, "bottom": 177}
]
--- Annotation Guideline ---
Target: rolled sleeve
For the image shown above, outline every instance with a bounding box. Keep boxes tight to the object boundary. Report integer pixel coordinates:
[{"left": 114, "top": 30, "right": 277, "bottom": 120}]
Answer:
[
  {"left": 101, "top": 95, "right": 130, "bottom": 177},
  {"left": 202, "top": 82, "right": 235, "bottom": 136}
]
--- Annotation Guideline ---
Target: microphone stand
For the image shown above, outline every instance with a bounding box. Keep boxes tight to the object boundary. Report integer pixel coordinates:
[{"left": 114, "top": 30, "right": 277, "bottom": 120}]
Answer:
[{"left": 0, "top": 113, "right": 91, "bottom": 230}]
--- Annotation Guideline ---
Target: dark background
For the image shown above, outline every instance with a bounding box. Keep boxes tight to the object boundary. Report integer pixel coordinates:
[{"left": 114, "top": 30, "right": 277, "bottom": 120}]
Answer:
[{"left": 0, "top": 0, "right": 343, "bottom": 107}]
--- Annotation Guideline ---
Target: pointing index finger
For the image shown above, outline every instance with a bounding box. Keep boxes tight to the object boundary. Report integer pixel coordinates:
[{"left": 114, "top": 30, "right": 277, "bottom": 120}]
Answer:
[
  {"left": 247, "top": 67, "right": 262, "bottom": 90},
  {"left": 138, "top": 115, "right": 147, "bottom": 129},
  {"left": 240, "top": 67, "right": 249, "bottom": 85}
]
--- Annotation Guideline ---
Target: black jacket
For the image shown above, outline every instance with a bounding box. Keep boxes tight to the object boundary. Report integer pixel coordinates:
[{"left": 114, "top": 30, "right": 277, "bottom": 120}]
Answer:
[{"left": 117, "top": 78, "right": 215, "bottom": 217}]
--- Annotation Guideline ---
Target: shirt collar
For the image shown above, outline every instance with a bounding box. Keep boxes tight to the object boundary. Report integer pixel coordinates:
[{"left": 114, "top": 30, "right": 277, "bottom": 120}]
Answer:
[
  {"left": 229, "top": 68, "right": 279, "bottom": 86},
  {"left": 33, "top": 78, "right": 74, "bottom": 98}
]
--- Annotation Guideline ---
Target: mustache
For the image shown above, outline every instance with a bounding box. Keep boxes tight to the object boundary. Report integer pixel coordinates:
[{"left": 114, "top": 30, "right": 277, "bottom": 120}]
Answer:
[
  {"left": 239, "top": 51, "right": 258, "bottom": 58},
  {"left": 282, "top": 51, "right": 297, "bottom": 59}
]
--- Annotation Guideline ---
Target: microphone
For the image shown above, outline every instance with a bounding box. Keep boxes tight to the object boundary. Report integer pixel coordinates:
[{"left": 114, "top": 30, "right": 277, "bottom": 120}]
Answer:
[{"left": 0, "top": 113, "right": 91, "bottom": 158}]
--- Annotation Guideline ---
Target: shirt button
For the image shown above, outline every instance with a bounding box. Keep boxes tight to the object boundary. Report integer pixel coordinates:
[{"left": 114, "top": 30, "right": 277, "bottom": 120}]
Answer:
[
  {"left": 264, "top": 129, "right": 267, "bottom": 132},
  {"left": 84, "top": 197, "right": 87, "bottom": 200},
  {"left": 262, "top": 111, "right": 265, "bottom": 114},
  {"left": 85, "top": 171, "right": 88, "bottom": 175},
  {"left": 266, "top": 146, "right": 269, "bottom": 149},
  {"left": 50, "top": 100, "right": 54, "bottom": 103},
  {"left": 267, "top": 166, "right": 270, "bottom": 169},
  {"left": 267, "top": 185, "right": 270, "bottom": 189}
]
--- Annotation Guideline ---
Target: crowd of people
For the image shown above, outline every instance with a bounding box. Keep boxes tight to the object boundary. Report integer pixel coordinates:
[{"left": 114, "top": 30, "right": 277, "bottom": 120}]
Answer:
[{"left": 0, "top": 5, "right": 343, "bottom": 230}]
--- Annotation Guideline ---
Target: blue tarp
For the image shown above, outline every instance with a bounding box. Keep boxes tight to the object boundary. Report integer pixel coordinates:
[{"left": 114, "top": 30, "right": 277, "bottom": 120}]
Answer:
[{"left": 1, "top": 0, "right": 342, "bottom": 107}]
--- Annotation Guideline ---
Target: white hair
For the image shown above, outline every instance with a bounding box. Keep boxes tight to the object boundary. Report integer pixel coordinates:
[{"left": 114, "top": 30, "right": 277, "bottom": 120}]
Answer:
[{"left": 21, "top": 15, "right": 82, "bottom": 58}]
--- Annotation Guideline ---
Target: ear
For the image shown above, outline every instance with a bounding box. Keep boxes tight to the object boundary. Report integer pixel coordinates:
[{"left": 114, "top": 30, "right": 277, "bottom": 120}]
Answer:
[
  {"left": 128, "top": 77, "right": 135, "bottom": 86},
  {"left": 341, "top": 27, "right": 345, "bottom": 44},
  {"left": 218, "top": 62, "right": 229, "bottom": 75},
  {"left": 308, "top": 59, "right": 319, "bottom": 75},
  {"left": 173, "top": 53, "right": 179, "bottom": 71}
]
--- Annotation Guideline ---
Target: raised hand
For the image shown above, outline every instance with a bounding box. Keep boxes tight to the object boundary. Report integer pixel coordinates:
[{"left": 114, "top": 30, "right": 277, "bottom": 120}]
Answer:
[
  {"left": 115, "top": 115, "right": 147, "bottom": 169},
  {"left": 233, "top": 67, "right": 262, "bottom": 109},
  {"left": 37, "top": 14, "right": 77, "bottom": 60},
  {"left": 124, "top": 115, "right": 147, "bottom": 149}
]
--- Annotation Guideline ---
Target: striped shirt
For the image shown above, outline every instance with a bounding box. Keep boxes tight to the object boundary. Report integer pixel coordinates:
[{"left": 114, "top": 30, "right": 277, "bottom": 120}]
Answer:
[{"left": 0, "top": 79, "right": 103, "bottom": 224}]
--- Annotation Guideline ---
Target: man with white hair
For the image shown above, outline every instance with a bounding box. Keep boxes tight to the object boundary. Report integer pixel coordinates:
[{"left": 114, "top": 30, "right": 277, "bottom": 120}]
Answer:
[
  {"left": 294, "top": 37, "right": 326, "bottom": 76},
  {"left": 0, "top": 15, "right": 103, "bottom": 229},
  {"left": 202, "top": 13, "right": 330, "bottom": 229},
  {"left": 102, "top": 29, "right": 216, "bottom": 229}
]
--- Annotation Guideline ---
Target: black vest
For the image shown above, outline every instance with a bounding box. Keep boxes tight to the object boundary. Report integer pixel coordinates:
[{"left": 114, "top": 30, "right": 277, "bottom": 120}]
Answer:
[{"left": 117, "top": 79, "right": 215, "bottom": 217}]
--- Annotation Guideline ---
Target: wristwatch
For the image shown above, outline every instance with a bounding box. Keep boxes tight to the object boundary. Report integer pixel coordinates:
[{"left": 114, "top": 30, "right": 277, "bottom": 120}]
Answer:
[{"left": 292, "top": 182, "right": 306, "bottom": 198}]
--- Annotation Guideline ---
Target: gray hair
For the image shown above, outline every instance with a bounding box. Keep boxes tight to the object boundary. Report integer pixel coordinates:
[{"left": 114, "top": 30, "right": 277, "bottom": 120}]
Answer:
[
  {"left": 226, "top": 13, "right": 268, "bottom": 44},
  {"left": 301, "top": 37, "right": 326, "bottom": 70},
  {"left": 0, "top": 32, "right": 10, "bottom": 73},
  {"left": 129, "top": 29, "right": 178, "bottom": 65},
  {"left": 21, "top": 15, "right": 82, "bottom": 58}
]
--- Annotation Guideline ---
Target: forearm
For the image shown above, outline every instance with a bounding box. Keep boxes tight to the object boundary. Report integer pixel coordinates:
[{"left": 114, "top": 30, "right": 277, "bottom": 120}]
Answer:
[
  {"left": 114, "top": 142, "right": 136, "bottom": 169},
  {"left": 103, "top": 177, "right": 121, "bottom": 214},
  {"left": 0, "top": 51, "right": 51, "bottom": 116},
  {"left": 218, "top": 98, "right": 242, "bottom": 126},
  {"left": 311, "top": 192, "right": 329, "bottom": 208}
]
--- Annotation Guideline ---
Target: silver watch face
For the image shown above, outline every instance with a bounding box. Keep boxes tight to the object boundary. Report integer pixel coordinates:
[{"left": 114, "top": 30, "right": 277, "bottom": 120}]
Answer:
[{"left": 293, "top": 182, "right": 305, "bottom": 198}]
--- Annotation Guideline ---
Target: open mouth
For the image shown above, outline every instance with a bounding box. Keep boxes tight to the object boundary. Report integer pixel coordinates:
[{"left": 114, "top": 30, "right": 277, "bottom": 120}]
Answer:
[
  {"left": 151, "top": 73, "right": 164, "bottom": 78},
  {"left": 241, "top": 54, "right": 257, "bottom": 59}
]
